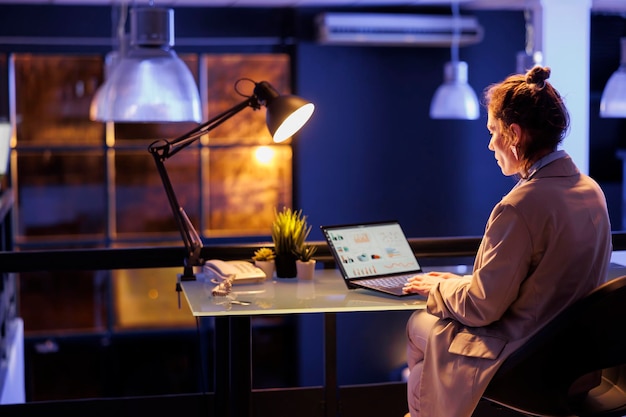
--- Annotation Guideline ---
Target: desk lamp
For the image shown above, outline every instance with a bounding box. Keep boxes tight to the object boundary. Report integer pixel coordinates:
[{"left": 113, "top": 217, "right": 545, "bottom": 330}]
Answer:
[{"left": 148, "top": 78, "right": 314, "bottom": 284}]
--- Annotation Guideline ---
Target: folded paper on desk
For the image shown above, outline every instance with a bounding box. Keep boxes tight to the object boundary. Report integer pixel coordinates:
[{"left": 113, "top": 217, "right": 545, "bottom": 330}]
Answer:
[{"left": 203, "top": 259, "right": 266, "bottom": 285}]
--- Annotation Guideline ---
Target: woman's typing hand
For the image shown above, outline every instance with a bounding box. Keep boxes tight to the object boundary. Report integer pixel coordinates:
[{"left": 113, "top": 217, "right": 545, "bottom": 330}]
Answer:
[{"left": 402, "top": 271, "right": 463, "bottom": 296}]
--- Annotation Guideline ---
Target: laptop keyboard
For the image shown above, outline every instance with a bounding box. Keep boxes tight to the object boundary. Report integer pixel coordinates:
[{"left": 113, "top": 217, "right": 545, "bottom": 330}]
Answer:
[{"left": 358, "top": 274, "right": 415, "bottom": 289}]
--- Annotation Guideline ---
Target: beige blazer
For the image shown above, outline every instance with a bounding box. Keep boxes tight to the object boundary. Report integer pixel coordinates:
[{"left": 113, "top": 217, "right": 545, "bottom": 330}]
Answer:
[{"left": 418, "top": 155, "right": 612, "bottom": 417}]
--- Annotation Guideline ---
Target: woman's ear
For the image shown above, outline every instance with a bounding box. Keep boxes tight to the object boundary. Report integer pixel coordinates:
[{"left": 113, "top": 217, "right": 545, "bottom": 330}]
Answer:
[{"left": 510, "top": 123, "right": 523, "bottom": 145}]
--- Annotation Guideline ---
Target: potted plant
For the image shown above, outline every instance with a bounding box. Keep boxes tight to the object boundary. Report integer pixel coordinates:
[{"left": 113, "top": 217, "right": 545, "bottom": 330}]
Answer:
[
  {"left": 252, "top": 247, "right": 275, "bottom": 279},
  {"left": 294, "top": 243, "right": 317, "bottom": 280},
  {"left": 271, "top": 207, "right": 311, "bottom": 278}
]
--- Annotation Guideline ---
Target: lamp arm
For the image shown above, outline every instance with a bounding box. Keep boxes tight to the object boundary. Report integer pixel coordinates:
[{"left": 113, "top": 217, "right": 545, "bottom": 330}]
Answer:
[
  {"left": 148, "top": 95, "right": 259, "bottom": 279},
  {"left": 151, "top": 96, "right": 258, "bottom": 159},
  {"left": 149, "top": 149, "right": 202, "bottom": 279}
]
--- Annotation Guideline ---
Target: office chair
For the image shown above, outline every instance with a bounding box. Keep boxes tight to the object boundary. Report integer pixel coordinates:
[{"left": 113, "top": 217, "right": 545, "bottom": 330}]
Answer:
[{"left": 482, "top": 275, "right": 626, "bottom": 417}]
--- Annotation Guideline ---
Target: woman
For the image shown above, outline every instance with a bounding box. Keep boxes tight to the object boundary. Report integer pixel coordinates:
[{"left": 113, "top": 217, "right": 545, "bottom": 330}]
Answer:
[{"left": 402, "top": 66, "right": 612, "bottom": 417}]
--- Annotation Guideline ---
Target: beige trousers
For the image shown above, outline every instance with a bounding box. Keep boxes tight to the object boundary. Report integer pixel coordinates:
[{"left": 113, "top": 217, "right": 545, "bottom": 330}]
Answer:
[{"left": 406, "top": 310, "right": 439, "bottom": 417}]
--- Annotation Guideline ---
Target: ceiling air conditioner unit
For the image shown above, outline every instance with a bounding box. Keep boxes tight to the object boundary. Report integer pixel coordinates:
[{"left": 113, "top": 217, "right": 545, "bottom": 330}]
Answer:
[{"left": 316, "top": 12, "right": 484, "bottom": 47}]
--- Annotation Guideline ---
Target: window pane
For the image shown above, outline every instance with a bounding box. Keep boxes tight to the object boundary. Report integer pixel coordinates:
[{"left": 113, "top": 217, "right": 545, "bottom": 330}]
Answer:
[
  {"left": 0, "top": 53, "right": 8, "bottom": 120},
  {"left": 12, "top": 54, "right": 103, "bottom": 146},
  {"left": 19, "top": 269, "right": 109, "bottom": 333},
  {"left": 202, "top": 54, "right": 291, "bottom": 145},
  {"left": 204, "top": 145, "right": 292, "bottom": 235},
  {"left": 115, "top": 148, "right": 199, "bottom": 238},
  {"left": 15, "top": 151, "right": 106, "bottom": 239},
  {"left": 201, "top": 54, "right": 293, "bottom": 236}
]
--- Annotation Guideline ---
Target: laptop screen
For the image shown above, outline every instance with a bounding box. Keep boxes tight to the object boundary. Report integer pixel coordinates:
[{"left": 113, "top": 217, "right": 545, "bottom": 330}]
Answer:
[{"left": 322, "top": 221, "right": 422, "bottom": 279}]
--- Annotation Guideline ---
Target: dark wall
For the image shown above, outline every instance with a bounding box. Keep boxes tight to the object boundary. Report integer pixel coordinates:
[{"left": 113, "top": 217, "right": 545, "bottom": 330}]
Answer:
[
  {"left": 296, "top": 10, "right": 527, "bottom": 241},
  {"left": 294, "top": 10, "right": 626, "bottom": 240},
  {"left": 589, "top": 14, "right": 626, "bottom": 232}
]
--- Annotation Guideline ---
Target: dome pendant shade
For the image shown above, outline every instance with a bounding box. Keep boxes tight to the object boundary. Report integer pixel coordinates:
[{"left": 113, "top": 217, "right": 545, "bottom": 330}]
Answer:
[
  {"left": 600, "top": 38, "right": 626, "bottom": 118},
  {"left": 430, "top": 61, "right": 480, "bottom": 120},
  {"left": 90, "top": 48, "right": 201, "bottom": 122},
  {"left": 90, "top": 7, "right": 201, "bottom": 122}
]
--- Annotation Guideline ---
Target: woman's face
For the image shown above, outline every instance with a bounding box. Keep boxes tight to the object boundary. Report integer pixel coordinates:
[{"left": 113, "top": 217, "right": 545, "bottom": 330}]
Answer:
[{"left": 487, "top": 112, "right": 521, "bottom": 177}]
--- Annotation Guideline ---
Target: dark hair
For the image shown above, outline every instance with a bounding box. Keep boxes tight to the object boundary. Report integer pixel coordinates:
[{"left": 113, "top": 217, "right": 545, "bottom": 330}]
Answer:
[{"left": 483, "top": 66, "right": 570, "bottom": 176}]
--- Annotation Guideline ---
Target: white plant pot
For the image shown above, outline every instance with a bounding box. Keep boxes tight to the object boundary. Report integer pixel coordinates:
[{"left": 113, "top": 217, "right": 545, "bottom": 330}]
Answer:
[
  {"left": 254, "top": 260, "right": 275, "bottom": 280},
  {"left": 296, "top": 259, "right": 316, "bottom": 280}
]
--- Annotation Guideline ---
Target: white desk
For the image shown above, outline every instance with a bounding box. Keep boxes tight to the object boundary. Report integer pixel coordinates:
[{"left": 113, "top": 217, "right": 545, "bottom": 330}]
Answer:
[
  {"left": 181, "top": 268, "right": 429, "bottom": 316},
  {"left": 181, "top": 264, "right": 626, "bottom": 417},
  {"left": 180, "top": 268, "right": 442, "bottom": 417}
]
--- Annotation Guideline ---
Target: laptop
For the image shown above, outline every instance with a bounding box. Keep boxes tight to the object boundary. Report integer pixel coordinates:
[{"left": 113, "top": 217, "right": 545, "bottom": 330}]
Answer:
[{"left": 321, "top": 221, "right": 423, "bottom": 297}]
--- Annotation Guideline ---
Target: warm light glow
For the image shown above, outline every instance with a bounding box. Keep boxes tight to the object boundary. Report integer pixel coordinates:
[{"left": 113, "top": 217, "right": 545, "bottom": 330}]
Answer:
[
  {"left": 255, "top": 146, "right": 275, "bottom": 165},
  {"left": 148, "top": 288, "right": 159, "bottom": 299},
  {"left": 272, "top": 103, "right": 315, "bottom": 143}
]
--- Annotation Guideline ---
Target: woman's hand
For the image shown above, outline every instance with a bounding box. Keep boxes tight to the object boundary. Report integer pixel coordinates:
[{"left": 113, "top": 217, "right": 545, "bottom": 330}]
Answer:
[{"left": 402, "top": 271, "right": 462, "bottom": 296}]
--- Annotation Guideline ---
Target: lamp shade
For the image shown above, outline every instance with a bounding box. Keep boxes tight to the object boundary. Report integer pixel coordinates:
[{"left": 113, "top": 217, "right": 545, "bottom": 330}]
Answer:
[
  {"left": 430, "top": 61, "right": 480, "bottom": 120},
  {"left": 252, "top": 81, "right": 315, "bottom": 143},
  {"left": 90, "top": 7, "right": 201, "bottom": 122},
  {"left": 600, "top": 37, "right": 626, "bottom": 118},
  {"left": 0, "top": 122, "right": 10, "bottom": 177},
  {"left": 267, "top": 96, "right": 315, "bottom": 143}
]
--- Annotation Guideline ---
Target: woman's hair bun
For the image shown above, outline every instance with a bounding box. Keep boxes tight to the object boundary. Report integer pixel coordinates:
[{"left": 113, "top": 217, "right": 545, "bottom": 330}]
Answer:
[{"left": 526, "top": 66, "right": 551, "bottom": 87}]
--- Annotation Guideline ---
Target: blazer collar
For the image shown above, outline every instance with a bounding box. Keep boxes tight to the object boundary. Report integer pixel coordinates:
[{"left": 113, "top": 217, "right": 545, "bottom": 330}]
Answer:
[
  {"left": 530, "top": 152, "right": 579, "bottom": 180},
  {"left": 514, "top": 152, "right": 578, "bottom": 189}
]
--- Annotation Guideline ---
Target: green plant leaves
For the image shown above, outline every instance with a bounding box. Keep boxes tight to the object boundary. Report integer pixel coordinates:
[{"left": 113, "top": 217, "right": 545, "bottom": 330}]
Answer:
[{"left": 271, "top": 207, "right": 312, "bottom": 256}]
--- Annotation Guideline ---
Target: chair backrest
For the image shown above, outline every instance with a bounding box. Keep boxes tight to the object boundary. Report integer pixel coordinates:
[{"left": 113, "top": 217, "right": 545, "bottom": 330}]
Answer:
[{"left": 482, "top": 275, "right": 626, "bottom": 417}]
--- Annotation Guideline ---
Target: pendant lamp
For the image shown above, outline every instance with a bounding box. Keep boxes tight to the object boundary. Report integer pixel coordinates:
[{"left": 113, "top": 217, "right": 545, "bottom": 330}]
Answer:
[
  {"left": 429, "top": 1, "right": 479, "bottom": 120},
  {"left": 600, "top": 37, "right": 626, "bottom": 118},
  {"left": 90, "top": 6, "right": 201, "bottom": 122},
  {"left": 0, "top": 122, "right": 10, "bottom": 189}
]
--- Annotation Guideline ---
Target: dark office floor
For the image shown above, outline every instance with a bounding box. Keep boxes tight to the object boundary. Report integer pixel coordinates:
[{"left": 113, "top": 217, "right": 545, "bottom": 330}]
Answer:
[
  {"left": 0, "top": 390, "right": 532, "bottom": 417},
  {"left": 474, "top": 400, "right": 527, "bottom": 417}
]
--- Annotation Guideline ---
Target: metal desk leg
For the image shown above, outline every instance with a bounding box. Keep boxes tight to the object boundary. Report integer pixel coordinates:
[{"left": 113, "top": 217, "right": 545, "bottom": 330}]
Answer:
[
  {"left": 214, "top": 316, "right": 230, "bottom": 417},
  {"left": 231, "top": 316, "right": 252, "bottom": 417},
  {"left": 324, "top": 312, "right": 338, "bottom": 417},
  {"left": 214, "top": 316, "right": 252, "bottom": 417}
]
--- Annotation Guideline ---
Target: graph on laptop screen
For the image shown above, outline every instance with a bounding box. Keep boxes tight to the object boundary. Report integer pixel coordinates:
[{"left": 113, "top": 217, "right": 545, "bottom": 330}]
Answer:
[{"left": 324, "top": 222, "right": 421, "bottom": 279}]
